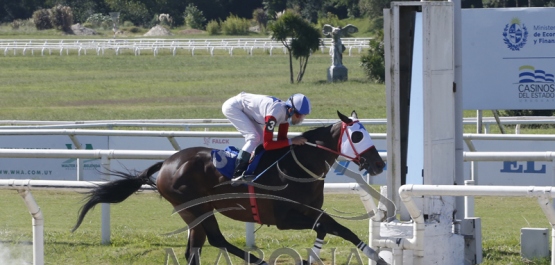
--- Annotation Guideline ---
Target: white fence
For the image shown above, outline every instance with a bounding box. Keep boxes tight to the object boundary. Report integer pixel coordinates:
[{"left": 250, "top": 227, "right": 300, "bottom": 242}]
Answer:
[
  {"left": 0, "top": 38, "right": 371, "bottom": 57},
  {"left": 394, "top": 184, "right": 555, "bottom": 265},
  {"left": 2, "top": 116, "right": 555, "bottom": 132},
  {"left": 0, "top": 177, "right": 367, "bottom": 265}
]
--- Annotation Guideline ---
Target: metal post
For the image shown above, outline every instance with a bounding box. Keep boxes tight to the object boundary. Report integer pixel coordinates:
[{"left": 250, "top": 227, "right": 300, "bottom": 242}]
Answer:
[
  {"left": 245, "top": 223, "right": 255, "bottom": 248},
  {"left": 476, "top": 110, "right": 482, "bottom": 134},
  {"left": 464, "top": 180, "right": 475, "bottom": 217},
  {"left": 18, "top": 189, "right": 44, "bottom": 265},
  {"left": 101, "top": 155, "right": 111, "bottom": 244},
  {"left": 77, "top": 158, "right": 83, "bottom": 181}
]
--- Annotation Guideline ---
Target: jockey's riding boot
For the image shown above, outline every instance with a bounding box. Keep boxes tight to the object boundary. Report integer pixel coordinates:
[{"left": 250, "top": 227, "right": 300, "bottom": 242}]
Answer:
[{"left": 231, "top": 150, "right": 251, "bottom": 184}]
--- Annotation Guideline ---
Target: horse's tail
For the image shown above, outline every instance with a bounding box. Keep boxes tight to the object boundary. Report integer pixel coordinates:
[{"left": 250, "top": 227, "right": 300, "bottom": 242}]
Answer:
[{"left": 71, "top": 161, "right": 164, "bottom": 232}]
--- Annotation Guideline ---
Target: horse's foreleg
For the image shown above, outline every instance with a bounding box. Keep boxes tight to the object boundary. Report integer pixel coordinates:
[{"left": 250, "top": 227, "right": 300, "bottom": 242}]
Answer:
[
  {"left": 308, "top": 225, "right": 326, "bottom": 265},
  {"left": 276, "top": 210, "right": 388, "bottom": 265},
  {"left": 275, "top": 210, "right": 327, "bottom": 265},
  {"left": 316, "top": 214, "right": 389, "bottom": 265}
]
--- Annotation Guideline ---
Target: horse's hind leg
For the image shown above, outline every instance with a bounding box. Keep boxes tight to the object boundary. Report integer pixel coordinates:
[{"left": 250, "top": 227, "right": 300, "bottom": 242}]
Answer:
[
  {"left": 176, "top": 210, "right": 206, "bottom": 265},
  {"left": 200, "top": 214, "right": 267, "bottom": 265}
]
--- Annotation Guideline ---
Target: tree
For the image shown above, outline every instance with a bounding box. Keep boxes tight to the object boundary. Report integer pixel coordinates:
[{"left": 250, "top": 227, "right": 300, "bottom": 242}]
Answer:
[
  {"left": 104, "top": 0, "right": 150, "bottom": 26},
  {"left": 360, "top": 29, "right": 385, "bottom": 83},
  {"left": 183, "top": 3, "right": 206, "bottom": 29},
  {"left": 45, "top": 0, "right": 110, "bottom": 23},
  {"left": 359, "top": 0, "right": 391, "bottom": 18},
  {"left": 263, "top": 0, "right": 287, "bottom": 18},
  {"left": 269, "top": 10, "right": 322, "bottom": 84}
]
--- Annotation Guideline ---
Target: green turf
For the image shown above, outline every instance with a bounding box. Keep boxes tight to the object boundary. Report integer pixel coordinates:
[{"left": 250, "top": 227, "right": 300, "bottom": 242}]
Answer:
[{"left": 0, "top": 190, "right": 551, "bottom": 264}]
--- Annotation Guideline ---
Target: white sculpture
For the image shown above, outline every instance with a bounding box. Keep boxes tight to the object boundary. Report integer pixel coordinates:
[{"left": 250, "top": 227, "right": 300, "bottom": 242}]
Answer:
[{"left": 322, "top": 24, "right": 358, "bottom": 66}]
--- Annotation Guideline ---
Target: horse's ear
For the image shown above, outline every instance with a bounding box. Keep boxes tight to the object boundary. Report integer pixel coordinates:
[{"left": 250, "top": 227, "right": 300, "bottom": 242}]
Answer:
[
  {"left": 337, "top": 110, "right": 352, "bottom": 123},
  {"left": 351, "top": 110, "right": 358, "bottom": 119}
]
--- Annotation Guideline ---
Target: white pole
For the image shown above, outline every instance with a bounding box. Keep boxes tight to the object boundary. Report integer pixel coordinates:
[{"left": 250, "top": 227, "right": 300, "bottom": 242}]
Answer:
[
  {"left": 245, "top": 223, "right": 255, "bottom": 248},
  {"left": 101, "top": 155, "right": 111, "bottom": 245},
  {"left": 464, "top": 179, "right": 475, "bottom": 217},
  {"left": 18, "top": 189, "right": 44, "bottom": 265},
  {"left": 454, "top": 0, "right": 464, "bottom": 221}
]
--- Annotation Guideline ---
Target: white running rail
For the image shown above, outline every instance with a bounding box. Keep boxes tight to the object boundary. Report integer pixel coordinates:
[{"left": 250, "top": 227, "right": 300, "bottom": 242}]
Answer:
[{"left": 0, "top": 38, "right": 372, "bottom": 57}]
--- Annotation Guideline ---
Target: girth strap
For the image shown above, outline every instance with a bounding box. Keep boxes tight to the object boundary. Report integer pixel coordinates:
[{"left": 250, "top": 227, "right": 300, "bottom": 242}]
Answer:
[{"left": 248, "top": 185, "right": 262, "bottom": 224}]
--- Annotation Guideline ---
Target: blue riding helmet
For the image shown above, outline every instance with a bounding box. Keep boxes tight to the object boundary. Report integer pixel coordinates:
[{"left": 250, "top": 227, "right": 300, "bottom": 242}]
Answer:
[{"left": 285, "top": 93, "right": 311, "bottom": 115}]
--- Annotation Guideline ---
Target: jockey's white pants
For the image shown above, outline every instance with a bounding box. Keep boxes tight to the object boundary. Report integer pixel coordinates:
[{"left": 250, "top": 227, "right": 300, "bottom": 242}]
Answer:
[{"left": 222, "top": 95, "right": 263, "bottom": 153}]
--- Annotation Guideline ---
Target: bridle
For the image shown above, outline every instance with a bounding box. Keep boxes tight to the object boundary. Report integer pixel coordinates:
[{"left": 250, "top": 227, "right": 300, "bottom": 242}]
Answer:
[{"left": 305, "top": 121, "right": 374, "bottom": 164}]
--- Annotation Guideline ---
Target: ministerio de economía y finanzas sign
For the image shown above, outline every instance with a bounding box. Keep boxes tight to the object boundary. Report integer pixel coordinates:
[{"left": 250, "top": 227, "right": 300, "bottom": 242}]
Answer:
[{"left": 461, "top": 8, "right": 555, "bottom": 110}]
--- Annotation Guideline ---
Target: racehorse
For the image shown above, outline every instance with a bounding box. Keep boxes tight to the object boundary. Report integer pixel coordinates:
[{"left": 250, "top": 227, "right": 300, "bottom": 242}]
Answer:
[{"left": 72, "top": 110, "right": 388, "bottom": 265}]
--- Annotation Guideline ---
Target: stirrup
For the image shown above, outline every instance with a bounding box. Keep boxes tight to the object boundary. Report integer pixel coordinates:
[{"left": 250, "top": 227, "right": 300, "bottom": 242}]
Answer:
[{"left": 231, "top": 174, "right": 255, "bottom": 186}]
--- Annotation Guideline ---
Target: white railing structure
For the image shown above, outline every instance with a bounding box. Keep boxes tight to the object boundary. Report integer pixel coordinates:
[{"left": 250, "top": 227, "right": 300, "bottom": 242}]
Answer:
[
  {"left": 0, "top": 129, "right": 386, "bottom": 150},
  {"left": 0, "top": 118, "right": 387, "bottom": 130},
  {"left": 3, "top": 116, "right": 555, "bottom": 132},
  {"left": 463, "top": 151, "right": 555, "bottom": 218},
  {"left": 395, "top": 184, "right": 555, "bottom": 265},
  {"left": 0, "top": 178, "right": 371, "bottom": 265},
  {"left": 463, "top": 134, "right": 555, "bottom": 218},
  {"left": 0, "top": 179, "right": 155, "bottom": 265},
  {"left": 0, "top": 38, "right": 371, "bottom": 57}
]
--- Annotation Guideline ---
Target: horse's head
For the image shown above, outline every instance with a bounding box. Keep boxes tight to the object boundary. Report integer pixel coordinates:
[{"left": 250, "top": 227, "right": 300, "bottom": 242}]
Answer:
[{"left": 335, "top": 110, "right": 385, "bottom": 176}]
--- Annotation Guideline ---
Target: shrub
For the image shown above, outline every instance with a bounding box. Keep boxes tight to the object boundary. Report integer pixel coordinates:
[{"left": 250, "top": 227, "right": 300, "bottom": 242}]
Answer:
[
  {"left": 360, "top": 30, "right": 385, "bottom": 83},
  {"left": 85, "top": 13, "right": 112, "bottom": 28},
  {"left": 128, "top": 27, "right": 142, "bottom": 33},
  {"left": 149, "top": 13, "right": 159, "bottom": 28},
  {"left": 32, "top": 9, "right": 52, "bottom": 30},
  {"left": 123, "top": 21, "right": 134, "bottom": 27},
  {"left": 220, "top": 14, "right": 250, "bottom": 35},
  {"left": 82, "top": 22, "right": 94, "bottom": 28},
  {"left": 50, "top": 5, "right": 73, "bottom": 32},
  {"left": 206, "top": 20, "right": 220, "bottom": 35},
  {"left": 11, "top": 19, "right": 24, "bottom": 29},
  {"left": 183, "top": 4, "right": 206, "bottom": 30},
  {"left": 101, "top": 20, "right": 113, "bottom": 30}
]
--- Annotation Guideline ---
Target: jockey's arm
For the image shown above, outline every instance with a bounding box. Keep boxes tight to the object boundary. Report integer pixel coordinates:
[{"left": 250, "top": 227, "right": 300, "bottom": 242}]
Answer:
[{"left": 262, "top": 116, "right": 291, "bottom": 150}]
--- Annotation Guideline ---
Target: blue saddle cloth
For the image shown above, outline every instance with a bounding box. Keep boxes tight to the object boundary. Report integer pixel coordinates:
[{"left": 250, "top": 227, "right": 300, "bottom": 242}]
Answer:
[{"left": 210, "top": 146, "right": 265, "bottom": 179}]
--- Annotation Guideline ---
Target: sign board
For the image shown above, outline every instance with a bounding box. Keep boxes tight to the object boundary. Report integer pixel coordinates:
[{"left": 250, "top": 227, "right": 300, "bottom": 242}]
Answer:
[
  {"left": 464, "top": 140, "right": 555, "bottom": 186},
  {"left": 462, "top": 8, "right": 555, "bottom": 110}
]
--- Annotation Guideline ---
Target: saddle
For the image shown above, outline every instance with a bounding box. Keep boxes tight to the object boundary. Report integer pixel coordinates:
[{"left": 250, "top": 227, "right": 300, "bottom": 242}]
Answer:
[{"left": 210, "top": 145, "right": 265, "bottom": 179}]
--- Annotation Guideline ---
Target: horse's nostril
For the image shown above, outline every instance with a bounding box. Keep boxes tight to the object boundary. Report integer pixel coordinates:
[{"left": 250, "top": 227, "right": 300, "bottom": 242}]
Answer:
[{"left": 376, "top": 161, "right": 384, "bottom": 168}]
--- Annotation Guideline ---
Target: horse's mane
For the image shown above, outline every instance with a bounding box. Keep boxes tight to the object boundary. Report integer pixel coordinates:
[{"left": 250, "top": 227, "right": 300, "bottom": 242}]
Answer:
[{"left": 301, "top": 123, "right": 336, "bottom": 143}]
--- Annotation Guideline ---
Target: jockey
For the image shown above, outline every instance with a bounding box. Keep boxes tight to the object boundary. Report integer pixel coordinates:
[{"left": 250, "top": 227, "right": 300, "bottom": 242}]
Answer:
[{"left": 222, "top": 92, "right": 311, "bottom": 183}]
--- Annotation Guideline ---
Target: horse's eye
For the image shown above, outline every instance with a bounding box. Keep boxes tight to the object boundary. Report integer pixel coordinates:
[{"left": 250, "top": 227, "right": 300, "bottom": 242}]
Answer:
[{"left": 351, "top": 131, "right": 363, "bottom": 143}]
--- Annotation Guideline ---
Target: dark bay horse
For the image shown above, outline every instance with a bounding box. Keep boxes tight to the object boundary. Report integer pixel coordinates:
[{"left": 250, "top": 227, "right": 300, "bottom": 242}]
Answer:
[{"left": 72, "top": 111, "right": 388, "bottom": 265}]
